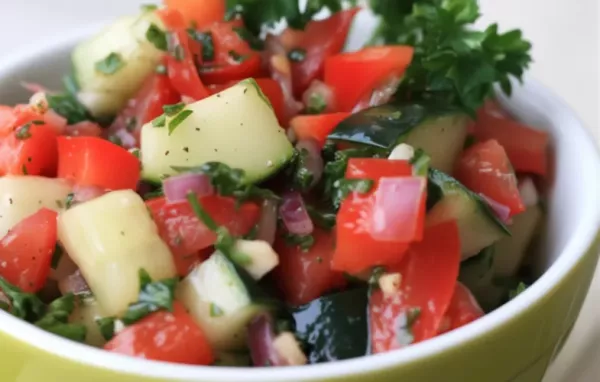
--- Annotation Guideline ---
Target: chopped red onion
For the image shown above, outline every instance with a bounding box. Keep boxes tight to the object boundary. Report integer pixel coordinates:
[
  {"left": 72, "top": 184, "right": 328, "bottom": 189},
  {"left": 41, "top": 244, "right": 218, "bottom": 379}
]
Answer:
[
  {"left": 21, "top": 82, "right": 50, "bottom": 93},
  {"left": 163, "top": 173, "right": 214, "bottom": 203},
  {"left": 295, "top": 139, "right": 324, "bottom": 189},
  {"left": 480, "top": 194, "right": 512, "bottom": 224},
  {"left": 44, "top": 110, "right": 68, "bottom": 133},
  {"left": 248, "top": 313, "right": 287, "bottom": 367},
  {"left": 279, "top": 192, "right": 314, "bottom": 236},
  {"left": 65, "top": 121, "right": 103, "bottom": 137},
  {"left": 49, "top": 251, "right": 79, "bottom": 281},
  {"left": 302, "top": 80, "right": 335, "bottom": 114},
  {"left": 256, "top": 199, "right": 278, "bottom": 245},
  {"left": 73, "top": 185, "right": 108, "bottom": 204},
  {"left": 112, "top": 129, "right": 137, "bottom": 149},
  {"left": 353, "top": 74, "right": 402, "bottom": 113},
  {"left": 58, "top": 270, "right": 91, "bottom": 296}
]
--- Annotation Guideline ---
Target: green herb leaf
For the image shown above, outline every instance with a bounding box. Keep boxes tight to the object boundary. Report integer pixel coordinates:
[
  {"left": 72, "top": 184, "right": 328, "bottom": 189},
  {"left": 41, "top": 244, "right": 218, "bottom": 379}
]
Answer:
[
  {"left": 332, "top": 178, "right": 374, "bottom": 209},
  {"left": 284, "top": 233, "right": 315, "bottom": 251},
  {"left": 396, "top": 307, "right": 421, "bottom": 346},
  {"left": 121, "top": 269, "right": 179, "bottom": 325},
  {"left": 96, "top": 317, "right": 116, "bottom": 341},
  {"left": 65, "top": 193, "right": 75, "bottom": 209},
  {"left": 306, "top": 92, "right": 327, "bottom": 115},
  {"left": 51, "top": 244, "right": 63, "bottom": 270},
  {"left": 509, "top": 281, "right": 527, "bottom": 300},
  {"left": 46, "top": 93, "right": 92, "bottom": 125},
  {"left": 15, "top": 123, "right": 32, "bottom": 140},
  {"left": 141, "top": 4, "right": 158, "bottom": 12},
  {"left": 228, "top": 50, "right": 248, "bottom": 63},
  {"left": 306, "top": 205, "right": 336, "bottom": 230},
  {"left": 152, "top": 114, "right": 166, "bottom": 128},
  {"left": 290, "top": 148, "right": 315, "bottom": 192},
  {"left": 0, "top": 277, "right": 46, "bottom": 322},
  {"left": 410, "top": 148, "right": 431, "bottom": 177},
  {"left": 34, "top": 293, "right": 87, "bottom": 342},
  {"left": 95, "top": 52, "right": 125, "bottom": 75},
  {"left": 232, "top": 26, "right": 264, "bottom": 50},
  {"left": 168, "top": 109, "right": 193, "bottom": 135},
  {"left": 210, "top": 303, "right": 224, "bottom": 317},
  {"left": 187, "top": 192, "right": 219, "bottom": 232},
  {"left": 163, "top": 103, "right": 186, "bottom": 116},
  {"left": 146, "top": 23, "right": 168, "bottom": 51},
  {"left": 188, "top": 30, "right": 215, "bottom": 61}
]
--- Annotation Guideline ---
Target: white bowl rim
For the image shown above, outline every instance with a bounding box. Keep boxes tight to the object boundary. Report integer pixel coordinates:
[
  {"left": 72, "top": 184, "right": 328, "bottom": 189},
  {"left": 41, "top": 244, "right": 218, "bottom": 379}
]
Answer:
[{"left": 0, "top": 25, "right": 599, "bottom": 382}]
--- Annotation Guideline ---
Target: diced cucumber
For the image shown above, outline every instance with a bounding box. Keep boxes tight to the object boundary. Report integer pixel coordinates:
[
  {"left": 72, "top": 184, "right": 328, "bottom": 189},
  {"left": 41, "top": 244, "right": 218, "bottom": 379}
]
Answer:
[
  {"left": 57, "top": 190, "right": 177, "bottom": 316},
  {"left": 0, "top": 176, "right": 72, "bottom": 238},
  {"left": 177, "top": 251, "right": 275, "bottom": 351},
  {"left": 328, "top": 103, "right": 469, "bottom": 173},
  {"left": 68, "top": 296, "right": 108, "bottom": 347},
  {"left": 458, "top": 247, "right": 505, "bottom": 312},
  {"left": 232, "top": 240, "right": 279, "bottom": 280},
  {"left": 494, "top": 205, "right": 543, "bottom": 277},
  {"left": 140, "top": 79, "right": 294, "bottom": 184},
  {"left": 72, "top": 11, "right": 165, "bottom": 117},
  {"left": 293, "top": 288, "right": 369, "bottom": 363},
  {"left": 427, "top": 169, "right": 510, "bottom": 259}
]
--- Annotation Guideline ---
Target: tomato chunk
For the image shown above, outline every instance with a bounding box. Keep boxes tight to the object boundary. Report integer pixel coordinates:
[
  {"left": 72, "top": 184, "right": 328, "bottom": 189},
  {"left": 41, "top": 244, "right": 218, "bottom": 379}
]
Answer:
[
  {"left": 0, "top": 121, "right": 58, "bottom": 177},
  {"left": 0, "top": 209, "right": 58, "bottom": 292},
  {"left": 273, "top": 228, "right": 346, "bottom": 306},
  {"left": 290, "top": 113, "right": 350, "bottom": 147},
  {"left": 164, "top": 0, "right": 226, "bottom": 28},
  {"left": 147, "top": 195, "right": 259, "bottom": 276},
  {"left": 105, "top": 302, "right": 214, "bottom": 365},
  {"left": 209, "top": 78, "right": 286, "bottom": 125},
  {"left": 369, "top": 221, "right": 461, "bottom": 353},
  {"left": 474, "top": 108, "right": 549, "bottom": 176},
  {"left": 333, "top": 159, "right": 417, "bottom": 274},
  {"left": 438, "top": 282, "right": 484, "bottom": 335},
  {"left": 455, "top": 139, "right": 525, "bottom": 216},
  {"left": 57, "top": 137, "right": 140, "bottom": 191},
  {"left": 324, "top": 46, "right": 414, "bottom": 112},
  {"left": 108, "top": 70, "right": 180, "bottom": 148},
  {"left": 281, "top": 8, "right": 360, "bottom": 97}
]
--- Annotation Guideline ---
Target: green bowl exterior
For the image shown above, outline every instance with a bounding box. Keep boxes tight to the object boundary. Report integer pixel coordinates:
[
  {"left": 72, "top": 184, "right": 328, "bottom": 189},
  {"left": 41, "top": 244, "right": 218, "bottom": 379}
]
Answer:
[{"left": 0, "top": 233, "right": 598, "bottom": 382}]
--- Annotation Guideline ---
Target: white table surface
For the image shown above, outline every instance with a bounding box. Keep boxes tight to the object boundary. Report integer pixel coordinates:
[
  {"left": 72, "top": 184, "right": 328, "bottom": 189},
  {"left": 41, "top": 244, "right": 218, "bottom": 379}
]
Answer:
[{"left": 2, "top": 1, "right": 599, "bottom": 381}]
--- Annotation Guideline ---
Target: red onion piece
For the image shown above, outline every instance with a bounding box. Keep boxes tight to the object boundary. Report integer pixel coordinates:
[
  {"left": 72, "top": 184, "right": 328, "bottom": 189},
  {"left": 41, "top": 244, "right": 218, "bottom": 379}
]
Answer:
[
  {"left": 163, "top": 173, "right": 214, "bottom": 203},
  {"left": 44, "top": 110, "right": 68, "bottom": 134},
  {"left": 21, "top": 82, "right": 50, "bottom": 93},
  {"left": 295, "top": 139, "right": 324, "bottom": 189},
  {"left": 302, "top": 80, "right": 335, "bottom": 114},
  {"left": 248, "top": 313, "right": 287, "bottom": 367},
  {"left": 256, "top": 199, "right": 278, "bottom": 245},
  {"left": 279, "top": 192, "right": 314, "bottom": 236},
  {"left": 370, "top": 177, "right": 427, "bottom": 242},
  {"left": 480, "top": 194, "right": 512, "bottom": 224},
  {"left": 49, "top": 251, "right": 79, "bottom": 281},
  {"left": 353, "top": 74, "right": 402, "bottom": 113},
  {"left": 113, "top": 129, "right": 137, "bottom": 148},
  {"left": 65, "top": 121, "right": 103, "bottom": 137},
  {"left": 58, "top": 270, "right": 91, "bottom": 296},
  {"left": 73, "top": 185, "right": 108, "bottom": 204}
]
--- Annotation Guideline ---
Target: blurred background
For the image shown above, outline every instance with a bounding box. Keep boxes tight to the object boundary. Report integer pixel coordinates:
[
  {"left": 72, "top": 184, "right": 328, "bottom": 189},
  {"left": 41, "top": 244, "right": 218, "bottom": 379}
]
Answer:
[{"left": 2, "top": 0, "right": 598, "bottom": 380}]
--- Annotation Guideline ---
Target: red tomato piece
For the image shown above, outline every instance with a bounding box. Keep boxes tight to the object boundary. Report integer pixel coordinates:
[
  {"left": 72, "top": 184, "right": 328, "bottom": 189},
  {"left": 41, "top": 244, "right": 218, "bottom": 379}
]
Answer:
[
  {"left": 438, "top": 282, "right": 484, "bottom": 335},
  {"left": 282, "top": 8, "right": 360, "bottom": 97},
  {"left": 147, "top": 195, "right": 259, "bottom": 276},
  {"left": 57, "top": 137, "right": 140, "bottom": 191},
  {"left": 0, "top": 122, "right": 58, "bottom": 177},
  {"left": 290, "top": 113, "right": 350, "bottom": 147},
  {"left": 332, "top": 159, "right": 414, "bottom": 274},
  {"left": 159, "top": 9, "right": 211, "bottom": 101},
  {"left": 164, "top": 0, "right": 226, "bottom": 29},
  {"left": 105, "top": 302, "right": 214, "bottom": 365},
  {"left": 273, "top": 228, "right": 346, "bottom": 306},
  {"left": 324, "top": 46, "right": 414, "bottom": 112},
  {"left": 455, "top": 139, "right": 525, "bottom": 216},
  {"left": 0, "top": 209, "right": 58, "bottom": 292},
  {"left": 199, "top": 21, "right": 262, "bottom": 85},
  {"left": 108, "top": 71, "right": 180, "bottom": 148},
  {"left": 369, "top": 221, "right": 461, "bottom": 353},
  {"left": 208, "top": 78, "right": 286, "bottom": 125},
  {"left": 474, "top": 108, "right": 549, "bottom": 176}
]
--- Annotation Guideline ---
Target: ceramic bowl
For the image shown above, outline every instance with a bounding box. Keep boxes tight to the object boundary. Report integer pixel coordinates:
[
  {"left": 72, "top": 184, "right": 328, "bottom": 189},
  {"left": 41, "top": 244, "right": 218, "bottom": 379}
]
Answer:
[{"left": 0, "top": 19, "right": 599, "bottom": 382}]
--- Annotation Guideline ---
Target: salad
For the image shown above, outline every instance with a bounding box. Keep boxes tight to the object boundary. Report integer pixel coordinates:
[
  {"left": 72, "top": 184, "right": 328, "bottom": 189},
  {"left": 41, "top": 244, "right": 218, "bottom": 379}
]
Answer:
[{"left": 0, "top": 0, "right": 549, "bottom": 368}]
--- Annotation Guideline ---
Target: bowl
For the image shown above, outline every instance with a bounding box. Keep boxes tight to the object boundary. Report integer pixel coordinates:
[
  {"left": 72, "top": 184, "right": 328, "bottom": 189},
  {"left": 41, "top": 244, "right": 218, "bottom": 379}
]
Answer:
[{"left": 0, "top": 21, "right": 599, "bottom": 382}]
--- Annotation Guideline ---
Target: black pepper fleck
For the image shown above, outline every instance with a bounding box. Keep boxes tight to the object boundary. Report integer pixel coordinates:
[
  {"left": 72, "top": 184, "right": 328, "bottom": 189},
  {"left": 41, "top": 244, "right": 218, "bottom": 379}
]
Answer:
[
  {"left": 9, "top": 198, "right": 13, "bottom": 205},
  {"left": 165, "top": 150, "right": 170, "bottom": 156},
  {"left": 195, "top": 127, "right": 200, "bottom": 131},
  {"left": 243, "top": 88, "right": 248, "bottom": 94},
  {"left": 120, "top": 231, "right": 125, "bottom": 236},
  {"left": 183, "top": 147, "right": 189, "bottom": 152}
]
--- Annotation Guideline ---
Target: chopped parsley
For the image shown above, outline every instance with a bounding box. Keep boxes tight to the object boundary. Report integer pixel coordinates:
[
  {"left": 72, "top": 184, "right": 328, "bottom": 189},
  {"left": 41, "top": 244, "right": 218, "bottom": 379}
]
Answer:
[
  {"left": 288, "top": 48, "right": 307, "bottom": 62},
  {"left": 188, "top": 30, "right": 215, "bottom": 62},
  {"left": 46, "top": 93, "right": 92, "bottom": 125},
  {"left": 168, "top": 109, "right": 193, "bottom": 135},
  {"left": 96, "top": 317, "right": 117, "bottom": 341},
  {"left": 209, "top": 303, "right": 224, "bottom": 317},
  {"left": 95, "top": 52, "right": 125, "bottom": 75},
  {"left": 35, "top": 293, "right": 87, "bottom": 342},
  {"left": 0, "top": 276, "right": 46, "bottom": 321},
  {"left": 509, "top": 282, "right": 528, "bottom": 300},
  {"left": 64, "top": 193, "right": 75, "bottom": 209},
  {"left": 306, "top": 92, "right": 327, "bottom": 114},
  {"left": 396, "top": 307, "right": 421, "bottom": 346},
  {"left": 291, "top": 148, "right": 315, "bottom": 192},
  {"left": 332, "top": 178, "right": 374, "bottom": 208},
  {"left": 232, "top": 26, "right": 264, "bottom": 50},
  {"left": 306, "top": 205, "right": 336, "bottom": 230},
  {"left": 284, "top": 233, "right": 315, "bottom": 252},
  {"left": 152, "top": 114, "right": 166, "bottom": 128},
  {"left": 146, "top": 23, "right": 168, "bottom": 51},
  {"left": 163, "top": 102, "right": 186, "bottom": 116},
  {"left": 410, "top": 148, "right": 431, "bottom": 177},
  {"left": 228, "top": 50, "right": 248, "bottom": 63},
  {"left": 121, "top": 269, "right": 179, "bottom": 325},
  {"left": 15, "top": 123, "right": 32, "bottom": 140}
]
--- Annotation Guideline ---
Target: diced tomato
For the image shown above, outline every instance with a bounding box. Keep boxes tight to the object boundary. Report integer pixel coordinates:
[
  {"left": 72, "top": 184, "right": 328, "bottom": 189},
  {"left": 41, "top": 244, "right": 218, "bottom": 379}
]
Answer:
[
  {"left": 0, "top": 105, "right": 13, "bottom": 135},
  {"left": 273, "top": 228, "right": 346, "bottom": 306},
  {"left": 208, "top": 78, "right": 286, "bottom": 125},
  {"left": 0, "top": 122, "right": 58, "bottom": 177},
  {"left": 438, "top": 282, "right": 484, "bottom": 335},
  {"left": 455, "top": 139, "right": 525, "bottom": 216},
  {"left": 0, "top": 209, "right": 58, "bottom": 292},
  {"left": 369, "top": 221, "right": 461, "bottom": 353},
  {"left": 199, "top": 21, "right": 262, "bottom": 85},
  {"left": 474, "top": 108, "right": 549, "bottom": 176},
  {"left": 57, "top": 137, "right": 140, "bottom": 191},
  {"left": 147, "top": 195, "right": 259, "bottom": 276},
  {"left": 324, "top": 46, "right": 414, "bottom": 112},
  {"left": 290, "top": 113, "right": 350, "bottom": 147},
  {"left": 333, "top": 159, "right": 417, "bottom": 274},
  {"left": 280, "top": 8, "right": 360, "bottom": 97},
  {"left": 164, "top": 0, "right": 226, "bottom": 29},
  {"left": 159, "top": 9, "right": 211, "bottom": 102},
  {"left": 105, "top": 302, "right": 214, "bottom": 365},
  {"left": 107, "top": 71, "right": 180, "bottom": 148}
]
